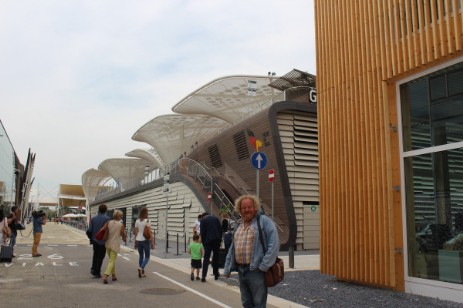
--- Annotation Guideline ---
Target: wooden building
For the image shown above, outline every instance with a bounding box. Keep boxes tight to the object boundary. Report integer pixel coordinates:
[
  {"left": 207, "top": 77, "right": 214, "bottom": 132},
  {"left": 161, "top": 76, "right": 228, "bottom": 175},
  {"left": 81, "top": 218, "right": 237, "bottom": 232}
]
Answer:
[{"left": 315, "top": 0, "right": 463, "bottom": 302}]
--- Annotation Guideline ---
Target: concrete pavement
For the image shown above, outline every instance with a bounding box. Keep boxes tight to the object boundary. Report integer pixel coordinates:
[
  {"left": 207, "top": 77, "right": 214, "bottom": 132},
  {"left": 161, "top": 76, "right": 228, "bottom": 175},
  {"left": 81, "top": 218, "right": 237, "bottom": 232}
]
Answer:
[{"left": 3, "top": 222, "right": 310, "bottom": 308}]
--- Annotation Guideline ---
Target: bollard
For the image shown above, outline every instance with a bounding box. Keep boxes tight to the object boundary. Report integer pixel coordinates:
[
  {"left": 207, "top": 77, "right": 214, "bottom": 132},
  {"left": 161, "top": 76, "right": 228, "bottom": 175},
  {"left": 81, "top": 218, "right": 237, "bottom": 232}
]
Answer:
[
  {"left": 166, "top": 233, "right": 169, "bottom": 253},
  {"left": 175, "top": 233, "right": 180, "bottom": 255},
  {"left": 289, "top": 246, "right": 294, "bottom": 269},
  {"left": 184, "top": 232, "right": 187, "bottom": 252}
]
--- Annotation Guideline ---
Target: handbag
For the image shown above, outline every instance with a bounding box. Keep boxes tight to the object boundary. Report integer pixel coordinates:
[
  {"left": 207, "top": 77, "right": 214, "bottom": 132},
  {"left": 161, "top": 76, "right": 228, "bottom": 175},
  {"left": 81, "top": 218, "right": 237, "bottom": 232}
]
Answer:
[
  {"left": 143, "top": 220, "right": 151, "bottom": 239},
  {"left": 96, "top": 222, "right": 109, "bottom": 241},
  {"left": 256, "top": 215, "right": 284, "bottom": 287},
  {"left": 0, "top": 245, "right": 14, "bottom": 263},
  {"left": 2, "top": 219, "right": 11, "bottom": 239}
]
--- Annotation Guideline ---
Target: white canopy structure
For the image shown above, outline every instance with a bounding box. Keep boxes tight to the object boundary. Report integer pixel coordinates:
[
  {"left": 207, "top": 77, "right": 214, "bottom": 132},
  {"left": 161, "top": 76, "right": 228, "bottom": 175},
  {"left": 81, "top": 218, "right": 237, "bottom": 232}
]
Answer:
[
  {"left": 172, "top": 75, "right": 283, "bottom": 124},
  {"left": 125, "top": 148, "right": 163, "bottom": 168},
  {"left": 82, "top": 74, "right": 290, "bottom": 201},
  {"left": 132, "top": 114, "right": 232, "bottom": 166},
  {"left": 82, "top": 168, "right": 113, "bottom": 203},
  {"left": 98, "top": 158, "right": 152, "bottom": 191}
]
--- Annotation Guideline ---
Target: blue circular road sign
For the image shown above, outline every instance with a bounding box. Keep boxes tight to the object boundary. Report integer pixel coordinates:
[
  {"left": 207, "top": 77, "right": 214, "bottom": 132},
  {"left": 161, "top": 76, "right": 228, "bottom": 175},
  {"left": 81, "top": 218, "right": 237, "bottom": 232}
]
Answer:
[{"left": 251, "top": 152, "right": 268, "bottom": 170}]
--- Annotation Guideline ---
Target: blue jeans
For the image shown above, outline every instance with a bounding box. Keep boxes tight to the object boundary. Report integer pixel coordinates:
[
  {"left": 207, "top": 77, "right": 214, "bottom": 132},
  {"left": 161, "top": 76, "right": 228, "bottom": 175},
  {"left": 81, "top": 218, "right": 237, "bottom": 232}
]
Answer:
[
  {"left": 9, "top": 232, "right": 17, "bottom": 247},
  {"left": 137, "top": 240, "right": 151, "bottom": 270},
  {"left": 238, "top": 267, "right": 268, "bottom": 308}
]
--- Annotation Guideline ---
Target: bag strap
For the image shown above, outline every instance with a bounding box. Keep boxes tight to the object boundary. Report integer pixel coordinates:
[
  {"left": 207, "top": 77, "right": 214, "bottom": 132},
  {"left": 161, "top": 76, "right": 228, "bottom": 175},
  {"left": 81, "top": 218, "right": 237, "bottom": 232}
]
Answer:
[{"left": 256, "top": 214, "right": 266, "bottom": 252}]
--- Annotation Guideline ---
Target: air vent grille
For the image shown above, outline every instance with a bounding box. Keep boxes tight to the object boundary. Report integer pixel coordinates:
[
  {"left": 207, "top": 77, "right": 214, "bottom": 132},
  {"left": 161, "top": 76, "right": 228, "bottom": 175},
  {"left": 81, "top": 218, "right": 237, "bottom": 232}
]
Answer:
[
  {"left": 208, "top": 144, "right": 223, "bottom": 168},
  {"left": 233, "top": 131, "right": 250, "bottom": 161}
]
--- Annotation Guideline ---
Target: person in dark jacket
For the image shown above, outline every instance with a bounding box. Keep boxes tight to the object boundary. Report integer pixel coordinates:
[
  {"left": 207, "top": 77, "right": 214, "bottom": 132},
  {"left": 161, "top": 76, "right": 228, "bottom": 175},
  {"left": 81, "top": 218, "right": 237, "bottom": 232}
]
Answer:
[
  {"left": 8, "top": 206, "right": 21, "bottom": 257},
  {"left": 200, "top": 212, "right": 222, "bottom": 282},
  {"left": 86, "top": 204, "right": 110, "bottom": 278}
]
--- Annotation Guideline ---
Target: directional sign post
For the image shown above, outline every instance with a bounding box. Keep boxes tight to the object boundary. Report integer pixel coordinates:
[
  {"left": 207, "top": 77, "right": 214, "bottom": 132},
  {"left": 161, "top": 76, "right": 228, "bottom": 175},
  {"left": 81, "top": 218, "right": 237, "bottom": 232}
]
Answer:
[
  {"left": 251, "top": 152, "right": 267, "bottom": 199},
  {"left": 268, "top": 169, "right": 275, "bottom": 219}
]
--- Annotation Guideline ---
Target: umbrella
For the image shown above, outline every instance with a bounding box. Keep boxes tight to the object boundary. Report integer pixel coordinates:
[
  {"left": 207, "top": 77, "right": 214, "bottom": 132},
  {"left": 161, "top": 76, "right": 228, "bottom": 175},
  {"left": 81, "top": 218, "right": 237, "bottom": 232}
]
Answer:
[{"left": 62, "top": 213, "right": 77, "bottom": 218}]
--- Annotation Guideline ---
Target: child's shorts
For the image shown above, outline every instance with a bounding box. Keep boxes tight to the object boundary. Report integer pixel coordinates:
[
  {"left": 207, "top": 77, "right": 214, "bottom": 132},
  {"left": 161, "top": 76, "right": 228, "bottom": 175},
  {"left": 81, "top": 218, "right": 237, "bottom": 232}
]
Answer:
[{"left": 191, "top": 259, "right": 202, "bottom": 269}]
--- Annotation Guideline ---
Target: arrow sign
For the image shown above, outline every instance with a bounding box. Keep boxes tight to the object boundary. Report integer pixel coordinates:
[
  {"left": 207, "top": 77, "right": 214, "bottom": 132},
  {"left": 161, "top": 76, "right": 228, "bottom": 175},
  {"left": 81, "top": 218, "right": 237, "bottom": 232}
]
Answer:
[{"left": 251, "top": 152, "right": 267, "bottom": 170}]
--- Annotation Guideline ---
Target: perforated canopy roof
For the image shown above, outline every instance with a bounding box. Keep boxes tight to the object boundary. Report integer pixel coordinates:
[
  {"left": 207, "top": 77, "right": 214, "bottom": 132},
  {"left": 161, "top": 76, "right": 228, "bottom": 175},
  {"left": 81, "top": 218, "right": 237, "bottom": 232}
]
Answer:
[
  {"left": 172, "top": 75, "right": 283, "bottom": 124},
  {"left": 125, "top": 149, "right": 163, "bottom": 169},
  {"left": 81, "top": 168, "right": 112, "bottom": 203},
  {"left": 98, "top": 158, "right": 152, "bottom": 190},
  {"left": 132, "top": 114, "right": 231, "bottom": 165}
]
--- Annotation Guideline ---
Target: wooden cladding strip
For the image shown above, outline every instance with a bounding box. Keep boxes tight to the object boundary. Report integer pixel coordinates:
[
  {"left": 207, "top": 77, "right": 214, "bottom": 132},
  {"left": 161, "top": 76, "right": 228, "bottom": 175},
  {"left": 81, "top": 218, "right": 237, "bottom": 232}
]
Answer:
[{"left": 315, "top": 0, "right": 463, "bottom": 290}]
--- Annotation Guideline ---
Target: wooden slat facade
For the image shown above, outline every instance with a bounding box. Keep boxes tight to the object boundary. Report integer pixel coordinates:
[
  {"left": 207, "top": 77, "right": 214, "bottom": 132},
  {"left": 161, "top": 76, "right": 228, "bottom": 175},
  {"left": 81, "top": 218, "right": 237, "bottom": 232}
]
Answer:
[{"left": 315, "top": 0, "right": 463, "bottom": 290}]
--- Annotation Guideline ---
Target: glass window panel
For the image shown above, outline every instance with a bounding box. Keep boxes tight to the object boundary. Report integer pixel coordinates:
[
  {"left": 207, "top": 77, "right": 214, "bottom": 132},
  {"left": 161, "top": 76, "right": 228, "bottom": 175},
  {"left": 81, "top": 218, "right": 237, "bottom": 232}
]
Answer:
[
  {"left": 405, "top": 148, "right": 463, "bottom": 283},
  {"left": 429, "top": 75, "right": 446, "bottom": 101},
  {"left": 400, "top": 78, "right": 431, "bottom": 151},
  {"left": 0, "top": 123, "right": 17, "bottom": 208},
  {"left": 400, "top": 64, "right": 463, "bottom": 151},
  {"left": 448, "top": 70, "right": 463, "bottom": 96}
]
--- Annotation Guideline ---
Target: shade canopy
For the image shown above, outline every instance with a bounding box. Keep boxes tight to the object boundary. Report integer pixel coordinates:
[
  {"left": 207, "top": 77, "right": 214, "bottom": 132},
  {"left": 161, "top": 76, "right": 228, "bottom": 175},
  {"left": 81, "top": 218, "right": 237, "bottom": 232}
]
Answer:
[{"left": 58, "top": 184, "right": 86, "bottom": 207}]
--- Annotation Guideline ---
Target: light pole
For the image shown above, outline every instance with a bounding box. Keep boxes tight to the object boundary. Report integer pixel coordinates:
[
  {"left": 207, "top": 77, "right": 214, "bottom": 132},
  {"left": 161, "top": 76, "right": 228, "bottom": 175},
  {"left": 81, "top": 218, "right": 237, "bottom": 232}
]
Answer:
[{"left": 144, "top": 166, "right": 150, "bottom": 184}]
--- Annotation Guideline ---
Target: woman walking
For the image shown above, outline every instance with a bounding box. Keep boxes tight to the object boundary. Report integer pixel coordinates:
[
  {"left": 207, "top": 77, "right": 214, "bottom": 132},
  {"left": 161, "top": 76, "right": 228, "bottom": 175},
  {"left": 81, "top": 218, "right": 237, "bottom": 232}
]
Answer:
[
  {"left": 134, "top": 207, "right": 155, "bottom": 278},
  {"left": 103, "top": 209, "right": 127, "bottom": 284}
]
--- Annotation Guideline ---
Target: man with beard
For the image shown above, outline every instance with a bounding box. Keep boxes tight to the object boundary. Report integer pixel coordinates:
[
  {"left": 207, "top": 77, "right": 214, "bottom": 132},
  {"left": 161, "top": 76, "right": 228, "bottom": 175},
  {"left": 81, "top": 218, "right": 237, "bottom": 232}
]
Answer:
[
  {"left": 199, "top": 212, "right": 222, "bottom": 282},
  {"left": 223, "top": 195, "right": 279, "bottom": 307}
]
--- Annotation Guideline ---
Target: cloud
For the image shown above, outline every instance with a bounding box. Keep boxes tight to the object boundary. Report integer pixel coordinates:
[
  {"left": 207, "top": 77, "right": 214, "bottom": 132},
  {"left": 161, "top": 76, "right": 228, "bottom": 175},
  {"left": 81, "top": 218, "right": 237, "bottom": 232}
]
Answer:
[{"left": 0, "top": 0, "right": 315, "bottom": 201}]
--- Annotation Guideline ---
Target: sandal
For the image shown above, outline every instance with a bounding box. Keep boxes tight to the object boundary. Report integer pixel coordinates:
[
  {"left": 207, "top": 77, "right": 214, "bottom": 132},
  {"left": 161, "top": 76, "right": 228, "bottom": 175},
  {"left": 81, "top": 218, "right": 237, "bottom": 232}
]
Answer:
[
  {"left": 103, "top": 275, "right": 109, "bottom": 284},
  {"left": 112, "top": 275, "right": 117, "bottom": 281}
]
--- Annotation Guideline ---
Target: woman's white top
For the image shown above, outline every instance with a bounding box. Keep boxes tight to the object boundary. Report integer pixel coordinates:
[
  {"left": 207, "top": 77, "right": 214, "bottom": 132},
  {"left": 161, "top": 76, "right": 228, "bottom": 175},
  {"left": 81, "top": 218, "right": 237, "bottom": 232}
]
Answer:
[{"left": 135, "top": 218, "right": 150, "bottom": 241}]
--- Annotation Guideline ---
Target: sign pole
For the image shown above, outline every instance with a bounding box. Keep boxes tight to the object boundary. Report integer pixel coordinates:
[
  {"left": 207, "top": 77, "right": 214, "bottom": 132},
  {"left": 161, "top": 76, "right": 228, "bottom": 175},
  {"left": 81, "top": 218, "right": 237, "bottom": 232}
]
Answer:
[
  {"left": 256, "top": 169, "right": 259, "bottom": 199},
  {"left": 268, "top": 169, "right": 275, "bottom": 219},
  {"left": 271, "top": 181, "right": 274, "bottom": 219}
]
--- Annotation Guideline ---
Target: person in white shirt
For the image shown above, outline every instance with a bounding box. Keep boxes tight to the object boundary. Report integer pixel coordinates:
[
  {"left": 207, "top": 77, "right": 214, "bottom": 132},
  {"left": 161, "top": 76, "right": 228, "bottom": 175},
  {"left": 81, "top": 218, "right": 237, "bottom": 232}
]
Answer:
[
  {"left": 134, "top": 207, "right": 155, "bottom": 278},
  {"left": 193, "top": 214, "right": 203, "bottom": 237}
]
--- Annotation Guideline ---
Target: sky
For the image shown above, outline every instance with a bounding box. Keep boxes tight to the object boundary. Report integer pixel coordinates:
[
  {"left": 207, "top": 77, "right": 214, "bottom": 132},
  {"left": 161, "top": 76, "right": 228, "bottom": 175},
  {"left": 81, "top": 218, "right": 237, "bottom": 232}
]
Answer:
[{"left": 0, "top": 0, "right": 316, "bottom": 202}]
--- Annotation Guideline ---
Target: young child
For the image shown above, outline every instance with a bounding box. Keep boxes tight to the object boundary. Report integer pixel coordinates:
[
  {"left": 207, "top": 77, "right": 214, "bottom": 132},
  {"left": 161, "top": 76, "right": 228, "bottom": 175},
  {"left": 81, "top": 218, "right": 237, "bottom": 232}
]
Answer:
[{"left": 187, "top": 234, "right": 204, "bottom": 281}]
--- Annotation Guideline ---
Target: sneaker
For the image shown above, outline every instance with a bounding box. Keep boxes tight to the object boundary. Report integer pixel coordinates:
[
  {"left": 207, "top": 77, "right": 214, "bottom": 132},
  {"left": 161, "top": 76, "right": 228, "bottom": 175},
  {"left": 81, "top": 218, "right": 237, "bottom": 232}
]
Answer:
[
  {"left": 201, "top": 277, "right": 206, "bottom": 282},
  {"left": 191, "top": 273, "right": 194, "bottom": 281}
]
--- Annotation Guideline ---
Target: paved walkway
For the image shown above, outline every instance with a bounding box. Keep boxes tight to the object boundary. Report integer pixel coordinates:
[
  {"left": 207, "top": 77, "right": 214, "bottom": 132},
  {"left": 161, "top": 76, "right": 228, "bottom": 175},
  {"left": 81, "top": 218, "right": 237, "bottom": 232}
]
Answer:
[{"left": 10, "top": 222, "right": 309, "bottom": 308}]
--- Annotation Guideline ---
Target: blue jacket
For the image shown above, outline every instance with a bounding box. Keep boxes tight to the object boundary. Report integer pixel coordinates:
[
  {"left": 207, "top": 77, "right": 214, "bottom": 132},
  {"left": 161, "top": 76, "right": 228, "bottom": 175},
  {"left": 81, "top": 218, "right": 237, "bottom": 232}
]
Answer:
[
  {"left": 87, "top": 213, "right": 110, "bottom": 245},
  {"left": 33, "top": 216, "right": 45, "bottom": 234},
  {"left": 223, "top": 214, "right": 279, "bottom": 275}
]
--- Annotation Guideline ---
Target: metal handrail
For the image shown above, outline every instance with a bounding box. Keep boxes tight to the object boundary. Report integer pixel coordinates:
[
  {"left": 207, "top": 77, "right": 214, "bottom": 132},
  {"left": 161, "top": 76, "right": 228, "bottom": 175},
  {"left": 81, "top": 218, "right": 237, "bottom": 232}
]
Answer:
[
  {"left": 174, "top": 158, "right": 240, "bottom": 223},
  {"left": 93, "top": 157, "right": 240, "bottom": 224}
]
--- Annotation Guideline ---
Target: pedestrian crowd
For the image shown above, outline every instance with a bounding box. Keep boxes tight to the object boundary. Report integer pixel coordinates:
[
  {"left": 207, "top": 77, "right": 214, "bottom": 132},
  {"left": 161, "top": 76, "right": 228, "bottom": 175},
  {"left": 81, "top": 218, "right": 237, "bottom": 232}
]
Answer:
[
  {"left": 1, "top": 193, "right": 280, "bottom": 307},
  {"left": 1, "top": 205, "right": 39, "bottom": 261}
]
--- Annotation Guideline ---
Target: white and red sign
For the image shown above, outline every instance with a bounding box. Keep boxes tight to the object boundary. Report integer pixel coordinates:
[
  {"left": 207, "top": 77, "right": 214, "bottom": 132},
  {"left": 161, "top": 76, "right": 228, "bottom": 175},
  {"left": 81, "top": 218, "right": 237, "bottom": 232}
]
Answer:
[
  {"left": 268, "top": 169, "right": 275, "bottom": 183},
  {"left": 207, "top": 192, "right": 212, "bottom": 201}
]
